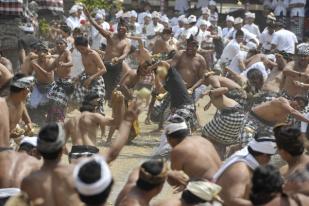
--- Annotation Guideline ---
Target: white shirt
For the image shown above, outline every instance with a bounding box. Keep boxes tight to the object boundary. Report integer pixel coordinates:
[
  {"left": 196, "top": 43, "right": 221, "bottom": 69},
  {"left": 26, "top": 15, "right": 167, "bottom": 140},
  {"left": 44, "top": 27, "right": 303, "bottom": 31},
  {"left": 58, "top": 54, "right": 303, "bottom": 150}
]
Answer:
[
  {"left": 272, "top": 0, "right": 289, "bottom": 16},
  {"left": 243, "top": 23, "right": 261, "bottom": 38},
  {"left": 152, "top": 22, "right": 164, "bottom": 34},
  {"left": 196, "top": 29, "right": 211, "bottom": 45},
  {"left": 241, "top": 62, "right": 269, "bottom": 80},
  {"left": 260, "top": 28, "right": 274, "bottom": 51},
  {"left": 196, "top": 17, "right": 212, "bottom": 27},
  {"left": 229, "top": 51, "right": 247, "bottom": 74},
  {"left": 271, "top": 29, "right": 298, "bottom": 54},
  {"left": 221, "top": 39, "right": 241, "bottom": 65},
  {"left": 141, "top": 23, "right": 156, "bottom": 38},
  {"left": 91, "top": 22, "right": 110, "bottom": 50},
  {"left": 222, "top": 27, "right": 234, "bottom": 39},
  {"left": 227, "top": 28, "right": 259, "bottom": 45},
  {"left": 66, "top": 16, "right": 80, "bottom": 30},
  {"left": 137, "top": 11, "right": 150, "bottom": 24},
  {"left": 185, "top": 25, "right": 199, "bottom": 39},
  {"left": 289, "top": 0, "right": 306, "bottom": 17}
]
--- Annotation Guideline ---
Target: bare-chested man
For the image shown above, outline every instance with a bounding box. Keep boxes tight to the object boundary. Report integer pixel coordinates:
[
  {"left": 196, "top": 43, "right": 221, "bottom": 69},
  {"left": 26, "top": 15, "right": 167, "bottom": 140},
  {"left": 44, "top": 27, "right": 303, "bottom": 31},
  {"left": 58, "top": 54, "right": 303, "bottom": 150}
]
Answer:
[
  {"left": 6, "top": 74, "right": 34, "bottom": 139},
  {"left": 73, "top": 36, "right": 106, "bottom": 114},
  {"left": 0, "top": 62, "right": 13, "bottom": 97},
  {"left": 165, "top": 115, "right": 221, "bottom": 181},
  {"left": 46, "top": 38, "right": 74, "bottom": 122},
  {"left": 84, "top": 7, "right": 131, "bottom": 102},
  {"left": 241, "top": 96, "right": 309, "bottom": 145},
  {"left": 281, "top": 43, "right": 309, "bottom": 99},
  {"left": 65, "top": 93, "right": 113, "bottom": 147},
  {"left": 213, "top": 137, "right": 277, "bottom": 206},
  {"left": 115, "top": 159, "right": 167, "bottom": 206},
  {"left": 152, "top": 28, "right": 177, "bottom": 55},
  {"left": 170, "top": 36, "right": 208, "bottom": 90},
  {"left": 21, "top": 123, "right": 83, "bottom": 206}
]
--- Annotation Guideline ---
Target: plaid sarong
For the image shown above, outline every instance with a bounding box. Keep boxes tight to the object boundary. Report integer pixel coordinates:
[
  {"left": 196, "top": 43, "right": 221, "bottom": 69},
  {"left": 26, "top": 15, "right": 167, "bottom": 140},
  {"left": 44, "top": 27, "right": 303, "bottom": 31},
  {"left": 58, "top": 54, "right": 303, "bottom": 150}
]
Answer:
[
  {"left": 47, "top": 79, "right": 73, "bottom": 106},
  {"left": 289, "top": 16, "right": 304, "bottom": 41},
  {"left": 240, "top": 110, "right": 276, "bottom": 145},
  {"left": 247, "top": 90, "right": 279, "bottom": 109},
  {"left": 202, "top": 105, "right": 245, "bottom": 145},
  {"left": 35, "top": 0, "right": 63, "bottom": 12},
  {"left": 74, "top": 72, "right": 105, "bottom": 114},
  {"left": 226, "top": 88, "right": 247, "bottom": 106},
  {"left": 0, "top": 0, "right": 23, "bottom": 16}
]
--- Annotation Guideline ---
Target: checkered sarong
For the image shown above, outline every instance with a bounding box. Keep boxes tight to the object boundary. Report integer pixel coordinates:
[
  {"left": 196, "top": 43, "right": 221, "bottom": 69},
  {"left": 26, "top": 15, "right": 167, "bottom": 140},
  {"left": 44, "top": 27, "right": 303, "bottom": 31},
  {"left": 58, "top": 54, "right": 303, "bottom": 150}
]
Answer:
[
  {"left": 74, "top": 72, "right": 105, "bottom": 113},
  {"left": 172, "top": 104, "right": 198, "bottom": 132},
  {"left": 202, "top": 105, "right": 245, "bottom": 145},
  {"left": 35, "top": 0, "right": 63, "bottom": 12},
  {"left": 47, "top": 79, "right": 73, "bottom": 106},
  {"left": 226, "top": 88, "right": 247, "bottom": 106},
  {"left": 246, "top": 90, "right": 279, "bottom": 109},
  {"left": 0, "top": 0, "right": 23, "bottom": 16},
  {"left": 240, "top": 111, "right": 275, "bottom": 145},
  {"left": 289, "top": 16, "right": 304, "bottom": 41}
]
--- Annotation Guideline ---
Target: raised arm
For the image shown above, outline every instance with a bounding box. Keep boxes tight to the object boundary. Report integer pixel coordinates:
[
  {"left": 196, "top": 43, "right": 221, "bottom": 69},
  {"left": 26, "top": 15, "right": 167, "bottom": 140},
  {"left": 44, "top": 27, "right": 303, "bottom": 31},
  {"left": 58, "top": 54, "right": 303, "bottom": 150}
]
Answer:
[
  {"left": 105, "top": 100, "right": 140, "bottom": 164},
  {"left": 224, "top": 67, "right": 247, "bottom": 86},
  {"left": 281, "top": 99, "right": 309, "bottom": 123},
  {"left": 83, "top": 6, "right": 111, "bottom": 40}
]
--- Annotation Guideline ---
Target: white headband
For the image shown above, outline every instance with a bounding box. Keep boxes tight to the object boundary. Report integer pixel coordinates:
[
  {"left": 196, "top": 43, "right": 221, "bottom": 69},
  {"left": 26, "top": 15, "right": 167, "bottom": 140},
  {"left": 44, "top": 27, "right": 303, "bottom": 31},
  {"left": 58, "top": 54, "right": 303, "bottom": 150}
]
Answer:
[
  {"left": 11, "top": 76, "right": 34, "bottom": 89},
  {"left": 20, "top": 136, "right": 37, "bottom": 147},
  {"left": 165, "top": 121, "right": 188, "bottom": 135},
  {"left": 74, "top": 155, "right": 112, "bottom": 196},
  {"left": 37, "top": 123, "right": 65, "bottom": 153},
  {"left": 248, "top": 137, "right": 277, "bottom": 155},
  {"left": 187, "top": 181, "right": 222, "bottom": 202}
]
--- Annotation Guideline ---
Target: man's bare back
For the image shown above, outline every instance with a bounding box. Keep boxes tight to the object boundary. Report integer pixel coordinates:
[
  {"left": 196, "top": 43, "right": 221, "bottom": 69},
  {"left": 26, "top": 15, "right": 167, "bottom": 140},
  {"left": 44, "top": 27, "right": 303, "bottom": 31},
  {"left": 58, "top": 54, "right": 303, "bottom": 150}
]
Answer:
[
  {"left": 65, "top": 112, "right": 113, "bottom": 146},
  {"left": 21, "top": 163, "right": 82, "bottom": 206},
  {"left": 210, "top": 91, "right": 240, "bottom": 110},
  {"left": 6, "top": 98, "right": 27, "bottom": 132},
  {"left": 0, "top": 151, "right": 40, "bottom": 188},
  {"left": 171, "top": 136, "right": 221, "bottom": 180}
]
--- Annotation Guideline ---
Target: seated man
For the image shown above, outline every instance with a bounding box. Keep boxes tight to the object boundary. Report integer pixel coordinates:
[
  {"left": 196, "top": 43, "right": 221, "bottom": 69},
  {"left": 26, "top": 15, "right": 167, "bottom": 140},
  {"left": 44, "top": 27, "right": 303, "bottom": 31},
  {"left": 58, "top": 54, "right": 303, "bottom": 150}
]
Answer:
[
  {"left": 115, "top": 159, "right": 168, "bottom": 206},
  {"left": 201, "top": 87, "right": 245, "bottom": 159},
  {"left": 241, "top": 96, "right": 309, "bottom": 145},
  {"left": 155, "top": 180, "right": 223, "bottom": 206},
  {"left": 165, "top": 115, "right": 221, "bottom": 180},
  {"left": 213, "top": 136, "right": 277, "bottom": 205}
]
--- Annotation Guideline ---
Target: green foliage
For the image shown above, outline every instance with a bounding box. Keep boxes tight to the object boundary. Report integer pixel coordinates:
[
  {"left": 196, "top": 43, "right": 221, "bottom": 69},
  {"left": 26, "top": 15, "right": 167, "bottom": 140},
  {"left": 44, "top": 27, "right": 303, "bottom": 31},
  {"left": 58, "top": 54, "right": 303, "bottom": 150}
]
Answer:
[
  {"left": 75, "top": 0, "right": 122, "bottom": 11},
  {"left": 38, "top": 19, "right": 50, "bottom": 37}
]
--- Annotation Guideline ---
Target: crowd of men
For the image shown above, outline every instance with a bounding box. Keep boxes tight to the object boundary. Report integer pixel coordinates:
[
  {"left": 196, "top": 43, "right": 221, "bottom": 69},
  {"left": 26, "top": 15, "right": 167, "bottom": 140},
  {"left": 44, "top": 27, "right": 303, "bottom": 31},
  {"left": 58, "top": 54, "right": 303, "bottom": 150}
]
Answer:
[{"left": 0, "top": 0, "right": 309, "bottom": 205}]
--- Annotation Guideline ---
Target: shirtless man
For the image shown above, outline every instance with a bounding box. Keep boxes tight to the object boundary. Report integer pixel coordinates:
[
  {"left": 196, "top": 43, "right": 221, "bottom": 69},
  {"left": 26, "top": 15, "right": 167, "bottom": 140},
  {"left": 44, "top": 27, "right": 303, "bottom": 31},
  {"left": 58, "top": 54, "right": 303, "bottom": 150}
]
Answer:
[
  {"left": 6, "top": 74, "right": 33, "bottom": 139},
  {"left": 0, "top": 97, "right": 10, "bottom": 147},
  {"left": 73, "top": 36, "right": 106, "bottom": 114},
  {"left": 170, "top": 36, "right": 208, "bottom": 90},
  {"left": 281, "top": 43, "right": 309, "bottom": 99},
  {"left": 213, "top": 137, "right": 277, "bottom": 206},
  {"left": 65, "top": 93, "right": 113, "bottom": 147},
  {"left": 21, "top": 123, "right": 83, "bottom": 206},
  {"left": 84, "top": 7, "right": 131, "bottom": 102},
  {"left": 241, "top": 96, "right": 309, "bottom": 145},
  {"left": 115, "top": 159, "right": 167, "bottom": 206},
  {"left": 46, "top": 39, "right": 74, "bottom": 122},
  {"left": 201, "top": 87, "right": 245, "bottom": 159},
  {"left": 152, "top": 28, "right": 177, "bottom": 55},
  {"left": 165, "top": 115, "right": 221, "bottom": 181},
  {"left": 0, "top": 62, "right": 13, "bottom": 96}
]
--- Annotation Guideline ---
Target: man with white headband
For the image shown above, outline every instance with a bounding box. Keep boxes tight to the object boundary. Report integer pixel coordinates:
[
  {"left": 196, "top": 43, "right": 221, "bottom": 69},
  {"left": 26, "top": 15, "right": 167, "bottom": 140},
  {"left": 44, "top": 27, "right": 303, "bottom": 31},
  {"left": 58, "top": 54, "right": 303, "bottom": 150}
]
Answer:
[
  {"left": 6, "top": 74, "right": 34, "bottom": 139},
  {"left": 116, "top": 159, "right": 168, "bottom": 206},
  {"left": 18, "top": 136, "right": 40, "bottom": 159},
  {"left": 164, "top": 114, "right": 221, "bottom": 184},
  {"left": 243, "top": 12, "right": 260, "bottom": 38},
  {"left": 152, "top": 28, "right": 177, "bottom": 56},
  {"left": 21, "top": 123, "right": 83, "bottom": 206},
  {"left": 222, "top": 15, "right": 234, "bottom": 39},
  {"left": 214, "top": 134, "right": 277, "bottom": 205},
  {"left": 155, "top": 180, "right": 223, "bottom": 205},
  {"left": 90, "top": 12, "right": 110, "bottom": 50}
]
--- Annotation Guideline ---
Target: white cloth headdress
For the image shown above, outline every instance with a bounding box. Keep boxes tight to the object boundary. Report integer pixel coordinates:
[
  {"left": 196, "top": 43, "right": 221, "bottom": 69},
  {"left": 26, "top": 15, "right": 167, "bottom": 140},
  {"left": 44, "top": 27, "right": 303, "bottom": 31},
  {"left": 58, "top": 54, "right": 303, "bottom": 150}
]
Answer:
[
  {"left": 187, "top": 181, "right": 222, "bottom": 202},
  {"left": 37, "top": 123, "right": 65, "bottom": 153},
  {"left": 11, "top": 76, "right": 34, "bottom": 89}
]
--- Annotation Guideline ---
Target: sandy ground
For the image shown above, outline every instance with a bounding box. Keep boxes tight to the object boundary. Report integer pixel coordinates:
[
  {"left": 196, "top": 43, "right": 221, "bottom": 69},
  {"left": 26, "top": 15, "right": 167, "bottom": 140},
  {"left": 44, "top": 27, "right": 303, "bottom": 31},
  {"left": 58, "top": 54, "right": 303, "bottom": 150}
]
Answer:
[{"left": 74, "top": 96, "right": 215, "bottom": 205}]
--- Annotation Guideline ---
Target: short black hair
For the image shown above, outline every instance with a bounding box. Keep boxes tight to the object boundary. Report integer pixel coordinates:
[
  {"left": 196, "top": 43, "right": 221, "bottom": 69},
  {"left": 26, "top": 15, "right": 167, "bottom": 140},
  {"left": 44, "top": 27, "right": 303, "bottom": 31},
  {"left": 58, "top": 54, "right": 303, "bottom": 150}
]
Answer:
[
  {"left": 75, "top": 36, "right": 89, "bottom": 47},
  {"left": 167, "top": 129, "right": 189, "bottom": 140},
  {"left": 250, "top": 165, "right": 284, "bottom": 205},
  {"left": 78, "top": 160, "right": 113, "bottom": 205},
  {"left": 294, "top": 96, "right": 308, "bottom": 108},
  {"left": 10, "top": 73, "right": 27, "bottom": 93},
  {"left": 18, "top": 143, "right": 35, "bottom": 153},
  {"left": 38, "top": 123, "right": 62, "bottom": 160},
  {"left": 274, "top": 125, "right": 304, "bottom": 156},
  {"left": 247, "top": 68, "right": 263, "bottom": 80},
  {"left": 61, "top": 25, "right": 71, "bottom": 35},
  {"left": 235, "top": 29, "right": 244, "bottom": 37},
  {"left": 181, "top": 190, "right": 206, "bottom": 204},
  {"left": 136, "top": 160, "right": 165, "bottom": 191},
  {"left": 79, "top": 93, "right": 100, "bottom": 112}
]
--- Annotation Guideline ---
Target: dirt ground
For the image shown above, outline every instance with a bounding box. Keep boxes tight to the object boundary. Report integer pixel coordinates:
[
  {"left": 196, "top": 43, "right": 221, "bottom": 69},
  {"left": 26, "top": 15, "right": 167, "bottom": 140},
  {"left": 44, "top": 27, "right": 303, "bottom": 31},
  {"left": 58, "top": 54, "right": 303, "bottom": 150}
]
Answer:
[{"left": 76, "top": 96, "right": 215, "bottom": 205}]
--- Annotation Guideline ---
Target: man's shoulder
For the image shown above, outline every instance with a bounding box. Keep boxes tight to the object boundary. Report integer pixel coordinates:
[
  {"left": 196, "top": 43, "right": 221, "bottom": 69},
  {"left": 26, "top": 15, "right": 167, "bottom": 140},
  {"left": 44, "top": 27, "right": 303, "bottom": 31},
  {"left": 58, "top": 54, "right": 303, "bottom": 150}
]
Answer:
[{"left": 223, "top": 161, "right": 251, "bottom": 179}]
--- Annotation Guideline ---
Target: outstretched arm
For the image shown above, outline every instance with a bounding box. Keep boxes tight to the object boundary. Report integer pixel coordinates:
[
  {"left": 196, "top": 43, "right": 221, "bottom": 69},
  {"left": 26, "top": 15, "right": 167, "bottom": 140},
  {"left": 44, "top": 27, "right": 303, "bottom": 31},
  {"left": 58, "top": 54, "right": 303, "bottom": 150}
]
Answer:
[
  {"left": 83, "top": 6, "right": 111, "bottom": 40},
  {"left": 281, "top": 99, "right": 309, "bottom": 123},
  {"left": 206, "top": 87, "right": 229, "bottom": 97},
  {"left": 105, "top": 101, "right": 140, "bottom": 164}
]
